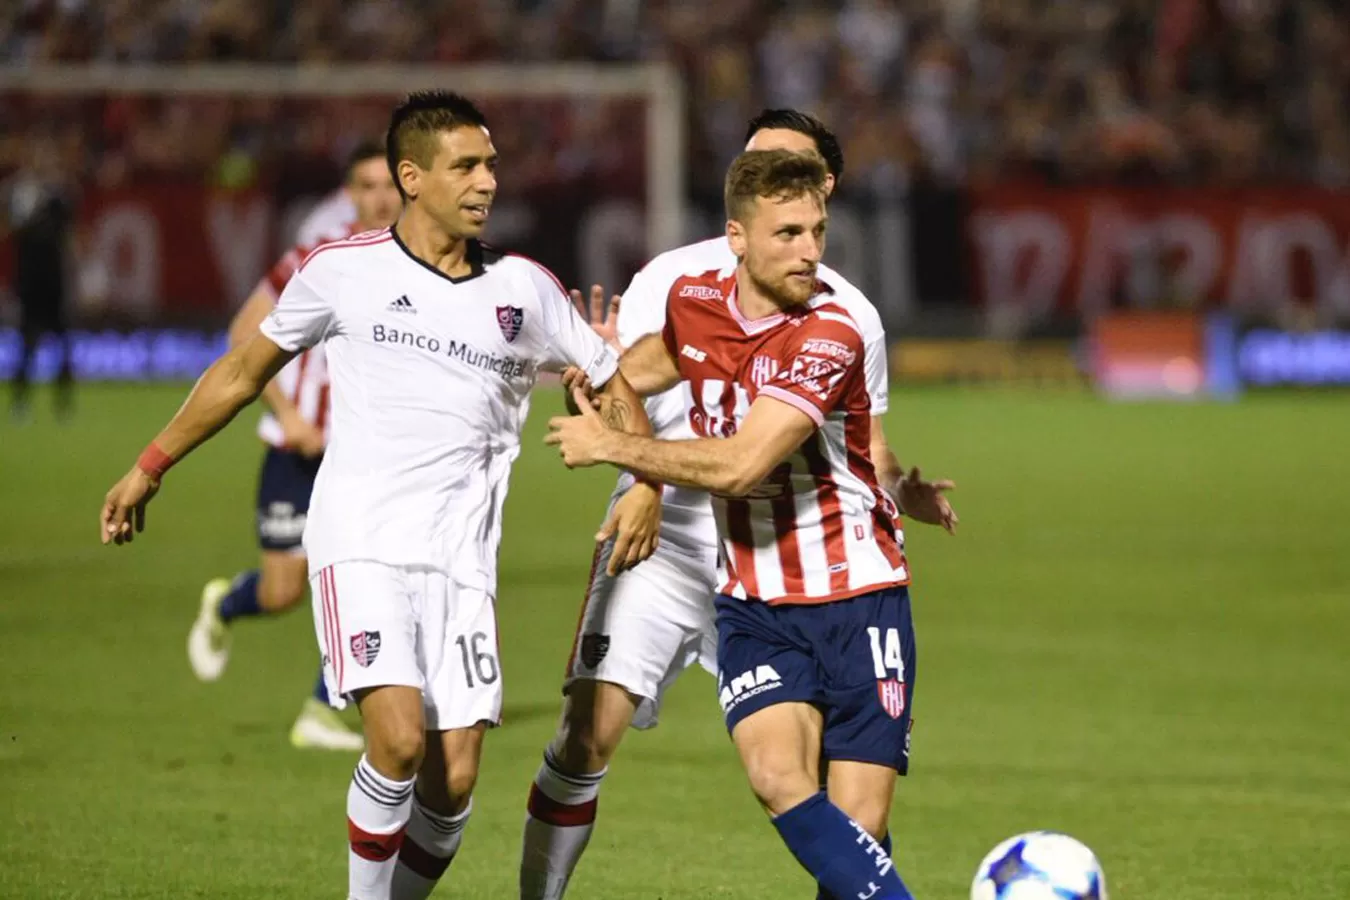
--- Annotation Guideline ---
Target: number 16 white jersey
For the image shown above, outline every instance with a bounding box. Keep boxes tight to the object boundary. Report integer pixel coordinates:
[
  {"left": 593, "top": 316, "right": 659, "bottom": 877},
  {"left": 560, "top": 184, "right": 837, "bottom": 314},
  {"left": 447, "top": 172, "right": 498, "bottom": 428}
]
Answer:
[{"left": 260, "top": 228, "right": 618, "bottom": 591}]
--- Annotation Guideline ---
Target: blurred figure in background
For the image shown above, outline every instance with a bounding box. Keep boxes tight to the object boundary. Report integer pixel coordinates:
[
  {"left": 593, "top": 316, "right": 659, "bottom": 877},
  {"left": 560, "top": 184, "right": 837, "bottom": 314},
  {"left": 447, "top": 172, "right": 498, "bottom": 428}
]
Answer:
[{"left": 4, "top": 133, "right": 77, "bottom": 421}]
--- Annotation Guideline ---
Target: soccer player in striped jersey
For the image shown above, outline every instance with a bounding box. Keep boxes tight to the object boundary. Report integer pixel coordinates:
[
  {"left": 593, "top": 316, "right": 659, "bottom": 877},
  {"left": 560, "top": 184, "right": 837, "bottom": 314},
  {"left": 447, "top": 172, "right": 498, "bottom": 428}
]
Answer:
[
  {"left": 186, "top": 139, "right": 400, "bottom": 750},
  {"left": 547, "top": 150, "right": 925, "bottom": 900},
  {"left": 521, "top": 111, "right": 955, "bottom": 900}
]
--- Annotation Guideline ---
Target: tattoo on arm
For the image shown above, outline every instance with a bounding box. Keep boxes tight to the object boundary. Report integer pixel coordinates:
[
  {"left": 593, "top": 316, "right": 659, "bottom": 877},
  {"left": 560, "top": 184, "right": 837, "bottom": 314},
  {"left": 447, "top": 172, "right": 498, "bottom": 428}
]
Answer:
[{"left": 600, "top": 396, "right": 631, "bottom": 431}]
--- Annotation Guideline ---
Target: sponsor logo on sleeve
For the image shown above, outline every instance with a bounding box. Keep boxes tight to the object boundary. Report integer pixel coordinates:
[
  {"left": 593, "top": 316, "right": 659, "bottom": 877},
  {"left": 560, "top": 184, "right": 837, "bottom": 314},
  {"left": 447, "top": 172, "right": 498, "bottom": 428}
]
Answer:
[{"left": 678, "top": 284, "right": 723, "bottom": 300}]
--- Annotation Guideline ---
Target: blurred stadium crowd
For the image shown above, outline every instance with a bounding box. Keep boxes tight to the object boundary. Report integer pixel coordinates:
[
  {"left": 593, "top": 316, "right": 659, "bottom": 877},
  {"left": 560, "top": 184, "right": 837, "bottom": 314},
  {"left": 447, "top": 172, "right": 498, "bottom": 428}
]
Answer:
[{"left": 3, "top": 0, "right": 1350, "bottom": 199}]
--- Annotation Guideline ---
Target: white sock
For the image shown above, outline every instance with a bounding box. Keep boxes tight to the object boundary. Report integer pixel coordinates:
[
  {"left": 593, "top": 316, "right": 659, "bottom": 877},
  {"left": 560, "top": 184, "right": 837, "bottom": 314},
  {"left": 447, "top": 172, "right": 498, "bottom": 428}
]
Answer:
[
  {"left": 519, "top": 749, "right": 607, "bottom": 900},
  {"left": 348, "top": 755, "right": 415, "bottom": 900},
  {"left": 390, "top": 794, "right": 472, "bottom": 900}
]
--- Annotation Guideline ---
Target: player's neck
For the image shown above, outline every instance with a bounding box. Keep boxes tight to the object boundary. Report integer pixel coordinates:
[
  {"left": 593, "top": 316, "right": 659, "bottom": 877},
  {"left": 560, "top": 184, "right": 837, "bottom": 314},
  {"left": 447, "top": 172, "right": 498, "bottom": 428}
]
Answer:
[
  {"left": 395, "top": 209, "right": 474, "bottom": 279},
  {"left": 734, "top": 264, "right": 788, "bottom": 321}
]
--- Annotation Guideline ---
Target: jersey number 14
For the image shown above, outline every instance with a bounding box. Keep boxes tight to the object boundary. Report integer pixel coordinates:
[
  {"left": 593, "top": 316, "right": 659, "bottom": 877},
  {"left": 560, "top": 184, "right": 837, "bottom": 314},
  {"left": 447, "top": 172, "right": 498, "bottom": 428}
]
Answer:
[{"left": 866, "top": 626, "right": 905, "bottom": 681}]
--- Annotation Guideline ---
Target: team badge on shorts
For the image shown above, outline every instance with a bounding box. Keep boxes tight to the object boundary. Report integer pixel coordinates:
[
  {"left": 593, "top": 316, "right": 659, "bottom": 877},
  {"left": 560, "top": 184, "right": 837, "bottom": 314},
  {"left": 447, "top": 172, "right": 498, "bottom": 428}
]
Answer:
[
  {"left": 350, "top": 631, "right": 382, "bottom": 668},
  {"left": 496, "top": 305, "right": 524, "bottom": 343},
  {"left": 579, "top": 632, "right": 610, "bottom": 669},
  {"left": 877, "top": 679, "right": 906, "bottom": 719}
]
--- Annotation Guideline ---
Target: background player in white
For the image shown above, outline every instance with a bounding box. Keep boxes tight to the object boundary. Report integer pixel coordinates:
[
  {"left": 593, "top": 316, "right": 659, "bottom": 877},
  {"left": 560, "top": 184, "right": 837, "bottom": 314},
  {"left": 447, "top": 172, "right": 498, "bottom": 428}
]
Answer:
[
  {"left": 548, "top": 150, "right": 922, "bottom": 900},
  {"left": 519, "top": 111, "right": 956, "bottom": 900},
  {"left": 186, "top": 140, "right": 399, "bottom": 752},
  {"left": 297, "top": 182, "right": 358, "bottom": 247},
  {"left": 98, "top": 91, "right": 651, "bottom": 900}
]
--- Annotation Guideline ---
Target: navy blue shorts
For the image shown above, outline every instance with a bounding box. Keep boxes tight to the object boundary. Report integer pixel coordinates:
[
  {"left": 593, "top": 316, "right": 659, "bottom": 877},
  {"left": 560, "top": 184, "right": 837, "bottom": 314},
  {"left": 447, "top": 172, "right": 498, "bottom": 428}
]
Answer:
[
  {"left": 715, "top": 586, "right": 916, "bottom": 774},
  {"left": 255, "top": 447, "right": 321, "bottom": 552}
]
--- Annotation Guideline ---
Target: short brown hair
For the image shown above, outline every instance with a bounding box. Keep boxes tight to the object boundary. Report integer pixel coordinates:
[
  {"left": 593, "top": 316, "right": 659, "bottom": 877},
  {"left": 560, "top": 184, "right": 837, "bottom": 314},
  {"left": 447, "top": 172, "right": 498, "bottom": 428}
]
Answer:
[
  {"left": 724, "top": 149, "right": 828, "bottom": 222},
  {"left": 386, "top": 91, "right": 489, "bottom": 199}
]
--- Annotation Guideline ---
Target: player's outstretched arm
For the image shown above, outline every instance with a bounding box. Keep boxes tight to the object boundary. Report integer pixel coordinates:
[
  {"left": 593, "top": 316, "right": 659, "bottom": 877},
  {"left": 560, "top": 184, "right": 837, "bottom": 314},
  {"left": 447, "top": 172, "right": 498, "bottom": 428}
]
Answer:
[
  {"left": 869, "top": 417, "right": 958, "bottom": 534},
  {"left": 547, "top": 392, "right": 816, "bottom": 498},
  {"left": 100, "top": 333, "right": 296, "bottom": 546},
  {"left": 227, "top": 286, "right": 324, "bottom": 458}
]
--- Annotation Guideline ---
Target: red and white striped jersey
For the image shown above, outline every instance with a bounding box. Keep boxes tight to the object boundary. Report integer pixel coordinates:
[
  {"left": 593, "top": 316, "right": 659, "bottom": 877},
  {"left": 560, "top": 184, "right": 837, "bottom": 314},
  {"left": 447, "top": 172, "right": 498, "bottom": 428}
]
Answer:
[
  {"left": 254, "top": 230, "right": 352, "bottom": 449},
  {"left": 662, "top": 269, "right": 909, "bottom": 606}
]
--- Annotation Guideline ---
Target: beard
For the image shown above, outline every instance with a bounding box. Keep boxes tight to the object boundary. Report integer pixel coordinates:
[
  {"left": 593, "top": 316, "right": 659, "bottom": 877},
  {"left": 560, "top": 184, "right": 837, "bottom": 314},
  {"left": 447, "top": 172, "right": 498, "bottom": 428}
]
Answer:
[{"left": 746, "top": 260, "right": 816, "bottom": 310}]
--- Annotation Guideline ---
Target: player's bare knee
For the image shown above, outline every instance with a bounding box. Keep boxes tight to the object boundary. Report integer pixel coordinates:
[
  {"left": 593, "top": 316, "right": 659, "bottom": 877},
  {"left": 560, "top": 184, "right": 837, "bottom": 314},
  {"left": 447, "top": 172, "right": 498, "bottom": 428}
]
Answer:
[
  {"left": 445, "top": 764, "right": 479, "bottom": 805},
  {"left": 365, "top": 719, "right": 425, "bottom": 780},
  {"left": 742, "top": 755, "right": 816, "bottom": 816},
  {"left": 554, "top": 680, "right": 635, "bottom": 774},
  {"left": 415, "top": 764, "right": 475, "bottom": 814},
  {"left": 554, "top": 715, "right": 617, "bottom": 774},
  {"left": 374, "top": 730, "right": 424, "bottom": 780}
]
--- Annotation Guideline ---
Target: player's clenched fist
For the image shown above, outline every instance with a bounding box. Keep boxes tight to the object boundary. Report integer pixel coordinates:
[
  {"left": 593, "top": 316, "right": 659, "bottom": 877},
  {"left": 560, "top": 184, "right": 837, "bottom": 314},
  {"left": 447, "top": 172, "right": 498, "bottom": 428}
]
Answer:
[
  {"left": 100, "top": 466, "right": 160, "bottom": 545},
  {"left": 546, "top": 386, "right": 610, "bottom": 468}
]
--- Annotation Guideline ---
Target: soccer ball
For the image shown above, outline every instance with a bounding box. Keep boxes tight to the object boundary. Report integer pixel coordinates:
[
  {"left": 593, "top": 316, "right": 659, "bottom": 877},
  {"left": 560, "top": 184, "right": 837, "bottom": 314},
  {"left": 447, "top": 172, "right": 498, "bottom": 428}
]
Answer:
[{"left": 970, "top": 831, "right": 1108, "bottom": 900}]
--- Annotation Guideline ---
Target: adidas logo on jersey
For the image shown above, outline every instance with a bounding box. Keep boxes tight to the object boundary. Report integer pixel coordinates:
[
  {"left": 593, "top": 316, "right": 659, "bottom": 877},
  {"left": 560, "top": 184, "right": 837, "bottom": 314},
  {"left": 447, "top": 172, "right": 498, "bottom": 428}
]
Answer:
[
  {"left": 387, "top": 295, "right": 416, "bottom": 313},
  {"left": 681, "top": 344, "right": 707, "bottom": 363}
]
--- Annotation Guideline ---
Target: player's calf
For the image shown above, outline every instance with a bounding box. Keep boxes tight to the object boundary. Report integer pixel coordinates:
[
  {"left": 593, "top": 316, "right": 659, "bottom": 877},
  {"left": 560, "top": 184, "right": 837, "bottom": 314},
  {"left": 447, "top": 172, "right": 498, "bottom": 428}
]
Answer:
[
  {"left": 519, "top": 680, "right": 637, "bottom": 900},
  {"left": 390, "top": 724, "right": 485, "bottom": 900},
  {"left": 359, "top": 686, "right": 427, "bottom": 780},
  {"left": 551, "top": 678, "right": 636, "bottom": 773},
  {"left": 732, "top": 704, "right": 914, "bottom": 900},
  {"left": 826, "top": 760, "right": 896, "bottom": 842},
  {"left": 257, "top": 551, "right": 309, "bottom": 613},
  {"left": 346, "top": 686, "right": 425, "bottom": 900}
]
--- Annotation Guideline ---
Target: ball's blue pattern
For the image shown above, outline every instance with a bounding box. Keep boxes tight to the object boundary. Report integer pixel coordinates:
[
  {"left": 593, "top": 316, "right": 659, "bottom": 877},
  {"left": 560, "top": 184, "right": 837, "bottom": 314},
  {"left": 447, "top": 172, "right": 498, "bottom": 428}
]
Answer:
[{"left": 981, "top": 834, "right": 1100, "bottom": 900}]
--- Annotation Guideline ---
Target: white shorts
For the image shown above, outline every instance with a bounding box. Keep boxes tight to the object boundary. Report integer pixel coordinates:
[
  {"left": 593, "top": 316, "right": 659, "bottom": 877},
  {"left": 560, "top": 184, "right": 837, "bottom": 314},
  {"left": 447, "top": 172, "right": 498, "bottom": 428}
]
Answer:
[
  {"left": 564, "top": 540, "right": 718, "bottom": 729},
  {"left": 311, "top": 561, "right": 502, "bottom": 731}
]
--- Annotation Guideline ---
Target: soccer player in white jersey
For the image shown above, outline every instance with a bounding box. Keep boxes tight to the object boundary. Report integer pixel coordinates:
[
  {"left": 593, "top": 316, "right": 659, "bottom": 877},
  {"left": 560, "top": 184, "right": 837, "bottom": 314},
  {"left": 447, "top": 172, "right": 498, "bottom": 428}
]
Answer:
[
  {"left": 549, "top": 150, "right": 927, "bottom": 899},
  {"left": 99, "top": 91, "right": 651, "bottom": 900},
  {"left": 519, "top": 111, "right": 956, "bottom": 900},
  {"left": 298, "top": 184, "right": 358, "bottom": 247},
  {"left": 185, "top": 140, "right": 398, "bottom": 752}
]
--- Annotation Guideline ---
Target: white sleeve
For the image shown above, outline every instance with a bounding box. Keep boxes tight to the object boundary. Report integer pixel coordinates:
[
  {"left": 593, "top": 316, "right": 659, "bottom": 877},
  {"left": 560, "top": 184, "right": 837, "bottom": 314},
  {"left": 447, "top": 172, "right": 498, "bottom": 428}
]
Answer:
[
  {"left": 615, "top": 265, "right": 670, "bottom": 350},
  {"left": 259, "top": 266, "right": 335, "bottom": 352},
  {"left": 529, "top": 263, "right": 620, "bottom": 386},
  {"left": 851, "top": 296, "right": 890, "bottom": 415}
]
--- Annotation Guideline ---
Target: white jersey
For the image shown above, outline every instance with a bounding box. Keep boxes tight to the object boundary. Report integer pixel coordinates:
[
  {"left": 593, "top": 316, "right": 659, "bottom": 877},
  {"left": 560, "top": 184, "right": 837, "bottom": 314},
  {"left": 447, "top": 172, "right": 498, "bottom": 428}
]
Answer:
[
  {"left": 612, "top": 236, "right": 890, "bottom": 559},
  {"left": 255, "top": 233, "right": 349, "bottom": 449},
  {"left": 296, "top": 189, "right": 357, "bottom": 246},
  {"left": 260, "top": 228, "right": 619, "bottom": 589}
]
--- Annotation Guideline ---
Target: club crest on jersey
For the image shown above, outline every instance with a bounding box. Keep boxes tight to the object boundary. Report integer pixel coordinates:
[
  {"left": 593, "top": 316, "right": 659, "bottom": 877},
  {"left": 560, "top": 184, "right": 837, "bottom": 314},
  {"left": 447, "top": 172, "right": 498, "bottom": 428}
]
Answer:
[
  {"left": 579, "top": 632, "right": 610, "bottom": 669},
  {"left": 350, "top": 631, "right": 382, "bottom": 668},
  {"left": 877, "top": 679, "right": 906, "bottom": 719},
  {"left": 496, "top": 305, "right": 524, "bottom": 343},
  {"left": 750, "top": 355, "right": 780, "bottom": 388}
]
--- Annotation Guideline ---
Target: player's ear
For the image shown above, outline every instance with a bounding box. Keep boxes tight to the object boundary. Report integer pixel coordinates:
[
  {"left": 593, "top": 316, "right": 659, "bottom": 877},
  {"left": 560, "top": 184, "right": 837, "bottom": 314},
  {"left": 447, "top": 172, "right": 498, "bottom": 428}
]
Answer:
[
  {"left": 397, "top": 159, "right": 420, "bottom": 200},
  {"left": 823, "top": 172, "right": 836, "bottom": 198},
  {"left": 727, "top": 218, "right": 747, "bottom": 259}
]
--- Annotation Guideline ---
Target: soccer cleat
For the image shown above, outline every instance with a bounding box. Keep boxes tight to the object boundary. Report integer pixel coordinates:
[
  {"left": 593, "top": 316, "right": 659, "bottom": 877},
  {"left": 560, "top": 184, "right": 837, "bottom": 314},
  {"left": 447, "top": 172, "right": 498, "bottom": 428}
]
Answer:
[
  {"left": 187, "top": 577, "right": 233, "bottom": 682},
  {"left": 289, "top": 698, "right": 365, "bottom": 751}
]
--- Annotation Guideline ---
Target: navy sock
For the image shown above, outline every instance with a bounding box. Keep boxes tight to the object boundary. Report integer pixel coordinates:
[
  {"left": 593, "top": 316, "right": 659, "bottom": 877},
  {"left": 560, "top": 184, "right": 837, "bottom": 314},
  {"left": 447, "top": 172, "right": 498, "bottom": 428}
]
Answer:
[
  {"left": 773, "top": 794, "right": 911, "bottom": 900},
  {"left": 217, "top": 571, "right": 262, "bottom": 623},
  {"left": 312, "top": 664, "right": 330, "bottom": 705},
  {"left": 816, "top": 833, "right": 894, "bottom": 900}
]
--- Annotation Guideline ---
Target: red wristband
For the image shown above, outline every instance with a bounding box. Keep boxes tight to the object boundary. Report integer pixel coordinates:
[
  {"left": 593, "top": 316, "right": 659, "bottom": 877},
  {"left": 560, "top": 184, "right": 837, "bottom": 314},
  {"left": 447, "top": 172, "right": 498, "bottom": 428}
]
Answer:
[{"left": 136, "top": 442, "right": 175, "bottom": 480}]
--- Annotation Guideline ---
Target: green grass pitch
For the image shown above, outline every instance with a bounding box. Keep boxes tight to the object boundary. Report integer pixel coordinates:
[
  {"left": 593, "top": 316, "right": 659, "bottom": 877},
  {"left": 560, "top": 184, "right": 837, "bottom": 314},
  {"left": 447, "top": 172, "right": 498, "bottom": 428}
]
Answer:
[{"left": 1, "top": 384, "right": 1347, "bottom": 898}]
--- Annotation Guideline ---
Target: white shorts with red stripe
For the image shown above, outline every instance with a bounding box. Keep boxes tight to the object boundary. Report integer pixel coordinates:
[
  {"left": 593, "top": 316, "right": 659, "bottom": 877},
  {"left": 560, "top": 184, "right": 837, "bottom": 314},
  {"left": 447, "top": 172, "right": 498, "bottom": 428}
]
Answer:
[
  {"left": 564, "top": 540, "right": 719, "bottom": 729},
  {"left": 311, "top": 561, "right": 502, "bottom": 731}
]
